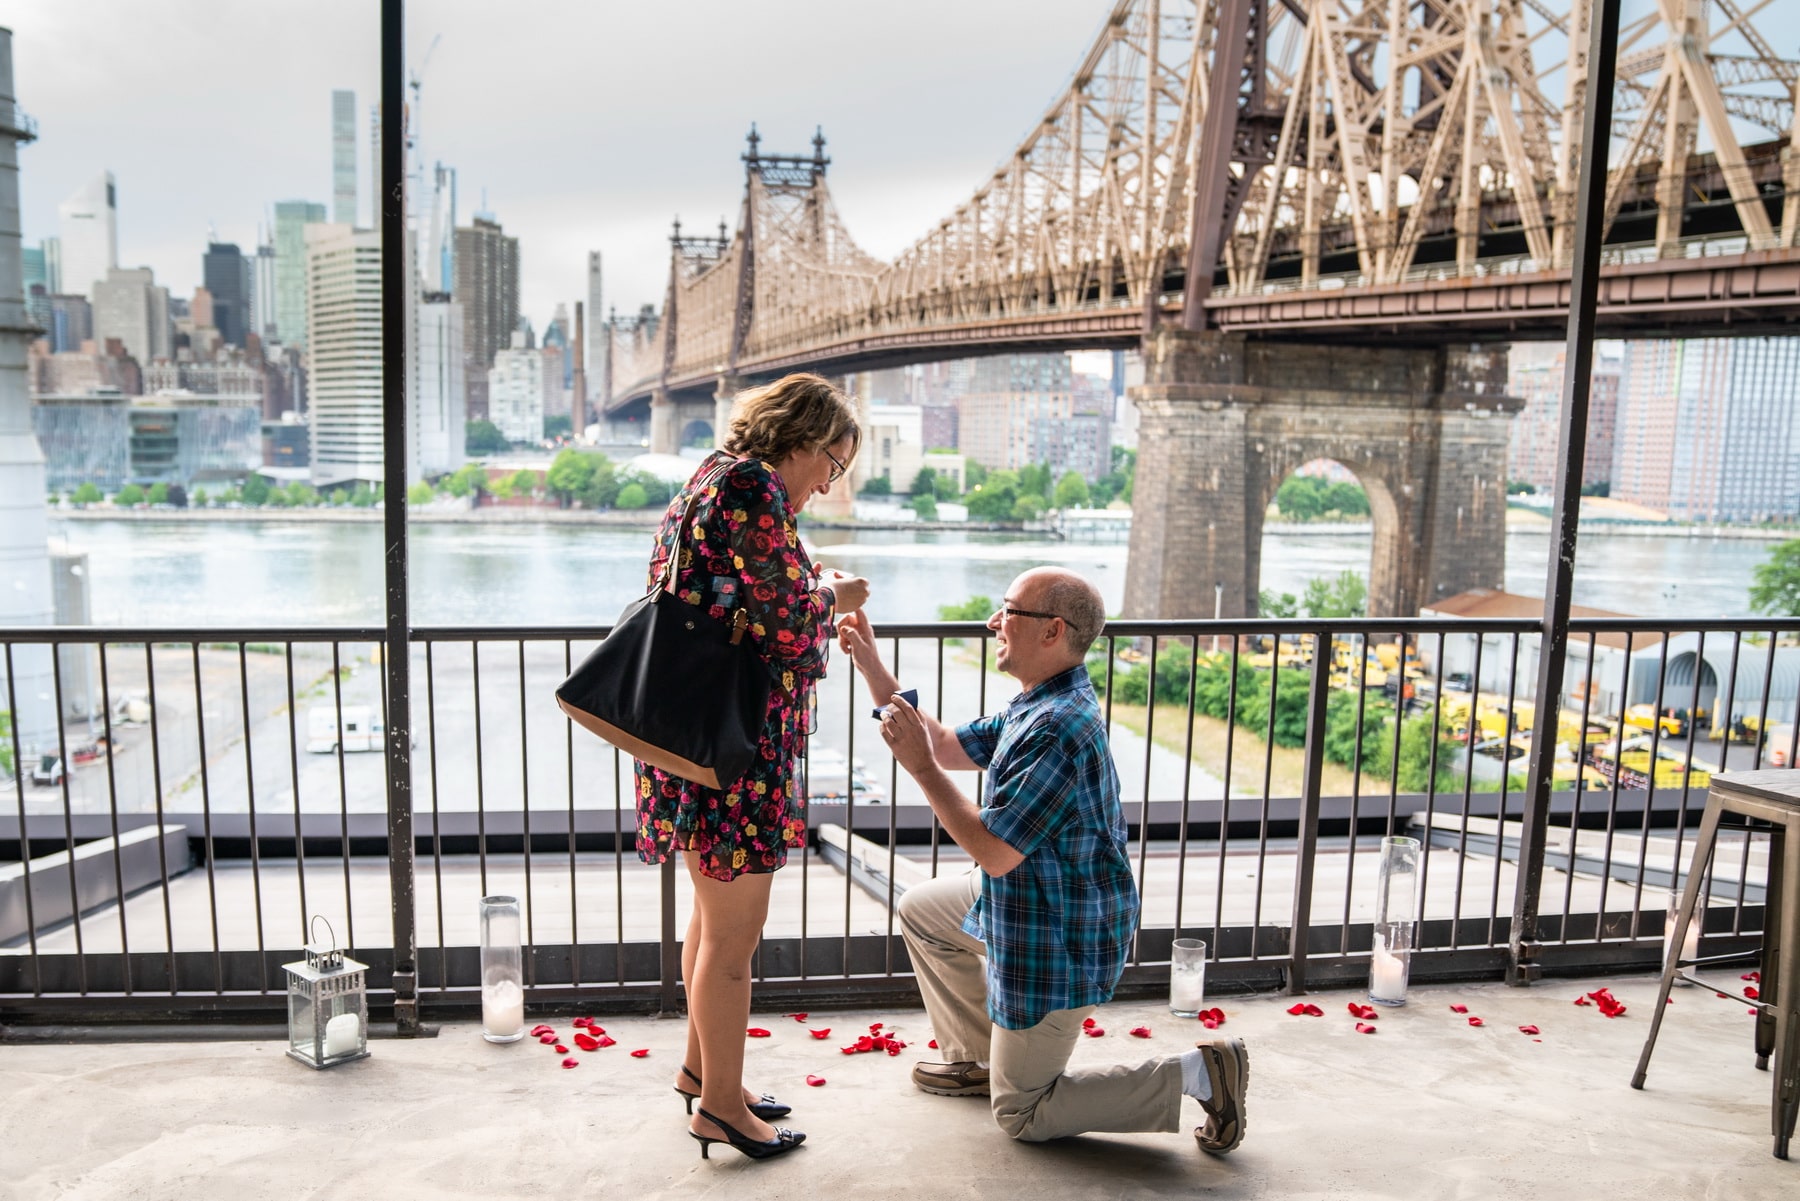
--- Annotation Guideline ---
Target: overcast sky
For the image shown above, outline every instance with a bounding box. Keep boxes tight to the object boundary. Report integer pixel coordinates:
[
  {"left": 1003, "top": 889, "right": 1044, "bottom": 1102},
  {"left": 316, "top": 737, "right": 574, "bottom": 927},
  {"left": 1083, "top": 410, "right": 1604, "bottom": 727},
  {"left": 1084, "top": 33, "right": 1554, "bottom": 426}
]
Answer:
[{"left": 9, "top": 0, "right": 1120, "bottom": 329}]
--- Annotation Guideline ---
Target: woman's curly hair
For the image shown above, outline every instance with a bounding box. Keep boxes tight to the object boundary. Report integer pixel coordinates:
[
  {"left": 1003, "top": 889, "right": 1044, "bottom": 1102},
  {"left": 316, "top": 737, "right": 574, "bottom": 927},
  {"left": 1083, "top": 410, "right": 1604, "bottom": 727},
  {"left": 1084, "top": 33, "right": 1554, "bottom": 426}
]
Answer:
[{"left": 721, "top": 373, "right": 861, "bottom": 467}]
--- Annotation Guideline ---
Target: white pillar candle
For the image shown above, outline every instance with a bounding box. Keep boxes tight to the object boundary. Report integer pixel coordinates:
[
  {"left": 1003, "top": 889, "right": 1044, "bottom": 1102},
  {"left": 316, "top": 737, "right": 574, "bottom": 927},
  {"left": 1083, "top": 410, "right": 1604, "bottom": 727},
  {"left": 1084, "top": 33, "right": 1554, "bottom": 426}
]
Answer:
[
  {"left": 323, "top": 1012, "right": 362, "bottom": 1059},
  {"left": 1170, "top": 968, "right": 1206, "bottom": 1016},
  {"left": 1663, "top": 901, "right": 1699, "bottom": 986},
  {"left": 483, "top": 977, "right": 526, "bottom": 1040},
  {"left": 1369, "top": 938, "right": 1409, "bottom": 1004}
]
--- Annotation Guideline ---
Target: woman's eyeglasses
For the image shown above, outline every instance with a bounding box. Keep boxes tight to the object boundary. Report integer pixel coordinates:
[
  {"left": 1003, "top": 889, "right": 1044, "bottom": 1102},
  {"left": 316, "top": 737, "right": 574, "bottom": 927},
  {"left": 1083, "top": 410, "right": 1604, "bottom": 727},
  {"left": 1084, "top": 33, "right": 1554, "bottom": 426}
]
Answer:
[{"left": 823, "top": 447, "right": 848, "bottom": 483}]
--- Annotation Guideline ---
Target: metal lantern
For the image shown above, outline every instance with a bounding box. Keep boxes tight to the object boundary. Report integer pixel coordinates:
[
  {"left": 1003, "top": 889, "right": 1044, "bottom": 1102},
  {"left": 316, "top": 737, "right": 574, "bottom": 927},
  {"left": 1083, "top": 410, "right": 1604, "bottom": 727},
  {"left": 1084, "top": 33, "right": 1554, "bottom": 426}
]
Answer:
[{"left": 283, "top": 916, "right": 370, "bottom": 1069}]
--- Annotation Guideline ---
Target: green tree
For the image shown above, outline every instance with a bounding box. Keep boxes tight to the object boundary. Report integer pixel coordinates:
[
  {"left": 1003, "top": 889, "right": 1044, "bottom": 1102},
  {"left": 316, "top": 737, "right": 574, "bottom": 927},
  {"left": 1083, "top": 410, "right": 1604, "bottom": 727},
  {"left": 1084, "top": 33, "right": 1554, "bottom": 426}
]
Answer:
[
  {"left": 908, "top": 466, "right": 938, "bottom": 497},
  {"left": 191, "top": 486, "right": 209, "bottom": 508},
  {"left": 910, "top": 494, "right": 939, "bottom": 521},
  {"left": 442, "top": 463, "right": 488, "bottom": 499},
  {"left": 933, "top": 472, "right": 959, "bottom": 501},
  {"left": 407, "top": 481, "right": 436, "bottom": 506},
  {"left": 1274, "top": 476, "right": 1324, "bottom": 521},
  {"left": 349, "top": 482, "right": 375, "bottom": 508},
  {"left": 1324, "top": 481, "right": 1370, "bottom": 516},
  {"left": 620, "top": 470, "right": 672, "bottom": 507},
  {"left": 115, "top": 483, "right": 145, "bottom": 506},
  {"left": 508, "top": 469, "right": 539, "bottom": 499},
  {"left": 1751, "top": 540, "right": 1800, "bottom": 616},
  {"left": 963, "top": 459, "right": 988, "bottom": 490},
  {"left": 0, "top": 709, "right": 10, "bottom": 775},
  {"left": 1507, "top": 480, "right": 1537, "bottom": 495},
  {"left": 1258, "top": 589, "right": 1300, "bottom": 618},
  {"left": 546, "top": 449, "right": 596, "bottom": 506},
  {"left": 72, "top": 482, "right": 103, "bottom": 506},
  {"left": 465, "top": 419, "right": 507, "bottom": 454},
  {"left": 576, "top": 457, "right": 620, "bottom": 509},
  {"left": 1301, "top": 570, "right": 1368, "bottom": 618},
  {"left": 965, "top": 469, "right": 1020, "bottom": 520},
  {"left": 489, "top": 474, "right": 514, "bottom": 500},
  {"left": 1011, "top": 494, "right": 1046, "bottom": 521},
  {"left": 1017, "top": 462, "right": 1053, "bottom": 500},
  {"left": 265, "top": 487, "right": 291, "bottom": 508},
  {"left": 1052, "top": 471, "right": 1090, "bottom": 509},
  {"left": 286, "top": 482, "right": 320, "bottom": 507},
  {"left": 615, "top": 482, "right": 650, "bottom": 509},
  {"left": 542, "top": 415, "right": 572, "bottom": 440},
  {"left": 860, "top": 474, "right": 892, "bottom": 497},
  {"left": 146, "top": 482, "right": 169, "bottom": 505},
  {"left": 240, "top": 476, "right": 271, "bottom": 506}
]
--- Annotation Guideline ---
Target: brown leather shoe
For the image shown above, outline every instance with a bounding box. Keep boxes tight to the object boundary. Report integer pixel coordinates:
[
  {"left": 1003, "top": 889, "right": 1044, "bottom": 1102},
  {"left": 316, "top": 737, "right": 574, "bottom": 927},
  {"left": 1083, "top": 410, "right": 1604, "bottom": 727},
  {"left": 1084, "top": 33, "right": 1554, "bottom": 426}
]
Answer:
[
  {"left": 911, "top": 1060, "right": 991, "bottom": 1096},
  {"left": 1193, "top": 1038, "right": 1248, "bottom": 1154}
]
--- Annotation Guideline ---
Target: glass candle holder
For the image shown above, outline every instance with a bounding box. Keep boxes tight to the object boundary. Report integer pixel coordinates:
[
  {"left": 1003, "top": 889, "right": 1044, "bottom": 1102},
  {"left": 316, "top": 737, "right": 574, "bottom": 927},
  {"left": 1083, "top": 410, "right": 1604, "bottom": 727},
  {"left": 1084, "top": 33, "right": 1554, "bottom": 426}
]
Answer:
[
  {"left": 1370, "top": 836, "right": 1420, "bottom": 1006},
  {"left": 1663, "top": 887, "right": 1699, "bottom": 986},
  {"left": 480, "top": 895, "right": 525, "bottom": 1043},
  {"left": 1169, "top": 938, "right": 1207, "bottom": 1017}
]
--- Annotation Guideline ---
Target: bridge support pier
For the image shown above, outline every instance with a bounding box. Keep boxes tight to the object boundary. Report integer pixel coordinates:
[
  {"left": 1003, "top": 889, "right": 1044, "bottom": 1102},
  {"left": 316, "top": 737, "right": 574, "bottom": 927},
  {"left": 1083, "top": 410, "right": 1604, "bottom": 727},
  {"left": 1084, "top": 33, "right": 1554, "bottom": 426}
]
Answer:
[
  {"left": 1123, "top": 327, "right": 1519, "bottom": 620},
  {"left": 649, "top": 388, "right": 678, "bottom": 456},
  {"left": 714, "top": 375, "right": 746, "bottom": 448}
]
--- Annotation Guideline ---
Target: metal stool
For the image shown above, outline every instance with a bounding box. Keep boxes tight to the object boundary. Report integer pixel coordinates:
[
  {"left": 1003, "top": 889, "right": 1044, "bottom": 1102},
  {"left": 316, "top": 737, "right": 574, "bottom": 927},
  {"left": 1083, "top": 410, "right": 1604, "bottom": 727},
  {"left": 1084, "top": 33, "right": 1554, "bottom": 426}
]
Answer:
[{"left": 1632, "top": 769, "right": 1799, "bottom": 1160}]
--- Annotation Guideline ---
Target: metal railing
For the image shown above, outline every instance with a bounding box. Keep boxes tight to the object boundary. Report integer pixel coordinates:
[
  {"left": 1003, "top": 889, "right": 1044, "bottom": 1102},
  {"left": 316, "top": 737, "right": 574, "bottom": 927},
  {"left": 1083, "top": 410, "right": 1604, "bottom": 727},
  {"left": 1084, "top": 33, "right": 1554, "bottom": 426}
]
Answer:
[{"left": 3, "top": 615, "right": 1795, "bottom": 1022}]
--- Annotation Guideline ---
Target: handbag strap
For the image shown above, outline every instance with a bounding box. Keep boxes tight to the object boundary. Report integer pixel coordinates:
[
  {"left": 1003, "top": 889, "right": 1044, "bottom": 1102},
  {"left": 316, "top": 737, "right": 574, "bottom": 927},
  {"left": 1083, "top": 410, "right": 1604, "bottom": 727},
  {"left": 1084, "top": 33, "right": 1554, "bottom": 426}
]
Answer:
[{"left": 654, "top": 458, "right": 736, "bottom": 597}]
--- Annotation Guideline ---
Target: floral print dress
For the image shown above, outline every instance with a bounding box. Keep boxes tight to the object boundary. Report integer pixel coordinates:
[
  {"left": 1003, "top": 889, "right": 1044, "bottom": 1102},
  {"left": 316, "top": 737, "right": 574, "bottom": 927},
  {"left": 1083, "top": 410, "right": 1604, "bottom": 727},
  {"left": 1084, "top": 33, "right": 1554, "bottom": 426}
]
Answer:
[{"left": 634, "top": 451, "right": 836, "bottom": 881}]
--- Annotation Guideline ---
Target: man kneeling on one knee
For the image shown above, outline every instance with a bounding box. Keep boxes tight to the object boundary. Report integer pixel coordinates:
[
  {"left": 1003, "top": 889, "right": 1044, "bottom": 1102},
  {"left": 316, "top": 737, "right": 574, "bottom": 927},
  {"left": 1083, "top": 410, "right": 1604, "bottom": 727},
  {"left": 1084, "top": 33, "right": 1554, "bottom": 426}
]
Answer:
[{"left": 837, "top": 567, "right": 1248, "bottom": 1153}]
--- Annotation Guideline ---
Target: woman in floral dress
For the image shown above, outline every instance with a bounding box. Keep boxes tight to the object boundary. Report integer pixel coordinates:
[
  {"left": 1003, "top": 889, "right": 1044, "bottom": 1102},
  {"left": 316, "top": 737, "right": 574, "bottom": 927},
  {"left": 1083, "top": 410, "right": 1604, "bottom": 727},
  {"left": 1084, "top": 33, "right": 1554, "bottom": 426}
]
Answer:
[{"left": 635, "top": 373, "right": 868, "bottom": 1160}]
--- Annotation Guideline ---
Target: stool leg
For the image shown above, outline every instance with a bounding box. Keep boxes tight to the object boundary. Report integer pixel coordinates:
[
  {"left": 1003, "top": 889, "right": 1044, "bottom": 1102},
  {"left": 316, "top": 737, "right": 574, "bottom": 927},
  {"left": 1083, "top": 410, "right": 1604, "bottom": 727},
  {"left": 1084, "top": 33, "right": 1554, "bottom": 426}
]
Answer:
[
  {"left": 1772, "top": 819, "right": 1798, "bottom": 1159},
  {"left": 1635, "top": 799, "right": 1722, "bottom": 1090},
  {"left": 1759, "top": 830, "right": 1784, "bottom": 1071}
]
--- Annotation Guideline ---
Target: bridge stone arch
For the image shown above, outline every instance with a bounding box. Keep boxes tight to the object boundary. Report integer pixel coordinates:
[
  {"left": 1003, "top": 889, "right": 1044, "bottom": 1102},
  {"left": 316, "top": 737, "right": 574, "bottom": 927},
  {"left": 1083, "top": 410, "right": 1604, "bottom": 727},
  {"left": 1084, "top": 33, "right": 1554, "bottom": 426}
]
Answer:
[{"left": 1126, "top": 327, "right": 1522, "bottom": 620}]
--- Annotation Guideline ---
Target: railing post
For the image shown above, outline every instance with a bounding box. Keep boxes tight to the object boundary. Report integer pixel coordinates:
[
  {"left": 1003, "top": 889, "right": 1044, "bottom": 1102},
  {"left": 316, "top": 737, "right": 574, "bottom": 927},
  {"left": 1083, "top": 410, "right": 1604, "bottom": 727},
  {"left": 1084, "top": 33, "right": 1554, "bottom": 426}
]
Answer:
[
  {"left": 1510, "top": 0, "right": 1622, "bottom": 987},
  {"left": 1287, "top": 631, "right": 1333, "bottom": 994},
  {"left": 378, "top": 0, "right": 420, "bottom": 1033}
]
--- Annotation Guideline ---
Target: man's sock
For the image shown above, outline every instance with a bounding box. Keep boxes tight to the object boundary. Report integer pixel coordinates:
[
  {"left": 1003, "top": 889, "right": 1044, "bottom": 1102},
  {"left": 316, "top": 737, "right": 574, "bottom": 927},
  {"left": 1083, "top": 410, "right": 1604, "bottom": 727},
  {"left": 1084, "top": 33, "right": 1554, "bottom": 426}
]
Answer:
[{"left": 1180, "top": 1048, "right": 1213, "bottom": 1103}]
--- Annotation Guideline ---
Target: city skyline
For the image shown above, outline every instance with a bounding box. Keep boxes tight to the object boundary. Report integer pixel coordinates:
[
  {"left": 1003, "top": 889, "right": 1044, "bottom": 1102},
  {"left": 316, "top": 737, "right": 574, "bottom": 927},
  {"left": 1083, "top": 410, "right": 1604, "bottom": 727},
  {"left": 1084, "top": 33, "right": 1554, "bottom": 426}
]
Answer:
[{"left": 8, "top": 0, "right": 1121, "bottom": 329}]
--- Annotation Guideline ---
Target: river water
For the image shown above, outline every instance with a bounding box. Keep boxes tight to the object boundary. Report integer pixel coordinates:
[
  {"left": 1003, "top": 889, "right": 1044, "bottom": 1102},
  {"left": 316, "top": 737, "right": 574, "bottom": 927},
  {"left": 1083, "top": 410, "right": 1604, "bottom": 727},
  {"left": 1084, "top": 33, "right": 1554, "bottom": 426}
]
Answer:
[{"left": 47, "top": 517, "right": 1767, "bottom": 627}]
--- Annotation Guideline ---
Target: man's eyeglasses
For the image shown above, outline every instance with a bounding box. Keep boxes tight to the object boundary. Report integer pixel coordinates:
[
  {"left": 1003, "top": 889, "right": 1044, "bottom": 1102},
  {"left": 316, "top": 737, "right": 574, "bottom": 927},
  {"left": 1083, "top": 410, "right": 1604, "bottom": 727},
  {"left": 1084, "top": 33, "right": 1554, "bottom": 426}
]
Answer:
[
  {"left": 823, "top": 447, "right": 848, "bottom": 484},
  {"left": 997, "top": 602, "right": 1063, "bottom": 623}
]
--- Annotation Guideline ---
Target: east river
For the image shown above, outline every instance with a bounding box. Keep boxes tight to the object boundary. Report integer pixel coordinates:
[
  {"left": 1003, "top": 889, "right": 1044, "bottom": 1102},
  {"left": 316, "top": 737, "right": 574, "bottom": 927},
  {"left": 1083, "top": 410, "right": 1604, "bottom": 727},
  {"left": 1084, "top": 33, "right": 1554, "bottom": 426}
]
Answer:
[{"left": 45, "top": 517, "right": 1773, "bottom": 627}]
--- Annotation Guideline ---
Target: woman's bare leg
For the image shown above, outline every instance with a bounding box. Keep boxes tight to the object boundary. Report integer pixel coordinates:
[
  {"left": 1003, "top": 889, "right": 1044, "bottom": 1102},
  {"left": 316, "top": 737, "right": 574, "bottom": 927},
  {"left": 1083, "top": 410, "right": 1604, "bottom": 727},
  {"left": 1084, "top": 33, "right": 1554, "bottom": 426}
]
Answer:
[{"left": 682, "top": 852, "right": 778, "bottom": 1142}]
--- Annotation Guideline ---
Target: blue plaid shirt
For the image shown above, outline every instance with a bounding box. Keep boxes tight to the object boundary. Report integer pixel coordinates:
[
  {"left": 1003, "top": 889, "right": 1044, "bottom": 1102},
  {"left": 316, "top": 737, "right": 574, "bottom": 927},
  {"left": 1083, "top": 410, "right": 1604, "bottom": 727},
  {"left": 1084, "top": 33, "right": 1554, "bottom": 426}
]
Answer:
[{"left": 955, "top": 665, "right": 1141, "bottom": 1030}]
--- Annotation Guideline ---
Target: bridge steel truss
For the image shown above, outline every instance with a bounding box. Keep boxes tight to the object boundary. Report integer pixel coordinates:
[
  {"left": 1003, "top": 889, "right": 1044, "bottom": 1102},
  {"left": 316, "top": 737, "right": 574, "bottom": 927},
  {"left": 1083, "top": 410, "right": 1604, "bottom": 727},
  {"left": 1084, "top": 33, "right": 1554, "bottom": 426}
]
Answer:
[{"left": 608, "top": 0, "right": 1800, "bottom": 412}]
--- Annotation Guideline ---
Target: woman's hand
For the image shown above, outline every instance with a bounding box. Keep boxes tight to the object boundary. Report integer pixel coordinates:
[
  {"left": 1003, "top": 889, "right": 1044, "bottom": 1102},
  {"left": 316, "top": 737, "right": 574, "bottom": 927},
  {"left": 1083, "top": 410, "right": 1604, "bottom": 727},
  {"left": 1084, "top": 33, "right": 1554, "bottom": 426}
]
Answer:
[
  {"left": 836, "top": 607, "right": 877, "bottom": 668},
  {"left": 821, "top": 569, "right": 869, "bottom": 615}
]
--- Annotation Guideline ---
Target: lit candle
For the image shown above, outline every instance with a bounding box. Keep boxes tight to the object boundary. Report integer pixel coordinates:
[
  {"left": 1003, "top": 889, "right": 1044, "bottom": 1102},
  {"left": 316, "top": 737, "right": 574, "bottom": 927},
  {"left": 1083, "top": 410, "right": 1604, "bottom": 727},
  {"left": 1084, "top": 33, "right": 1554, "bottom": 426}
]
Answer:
[
  {"left": 323, "top": 1012, "right": 361, "bottom": 1059},
  {"left": 483, "top": 977, "right": 526, "bottom": 1040},
  {"left": 1369, "top": 937, "right": 1409, "bottom": 1005}
]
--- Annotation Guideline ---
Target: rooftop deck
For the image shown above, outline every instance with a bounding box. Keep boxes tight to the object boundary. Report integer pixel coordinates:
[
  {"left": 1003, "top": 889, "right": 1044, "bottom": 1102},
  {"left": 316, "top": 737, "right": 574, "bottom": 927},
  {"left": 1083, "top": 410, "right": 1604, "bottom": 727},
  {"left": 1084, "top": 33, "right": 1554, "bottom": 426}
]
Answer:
[{"left": 3, "top": 974, "right": 1791, "bottom": 1199}]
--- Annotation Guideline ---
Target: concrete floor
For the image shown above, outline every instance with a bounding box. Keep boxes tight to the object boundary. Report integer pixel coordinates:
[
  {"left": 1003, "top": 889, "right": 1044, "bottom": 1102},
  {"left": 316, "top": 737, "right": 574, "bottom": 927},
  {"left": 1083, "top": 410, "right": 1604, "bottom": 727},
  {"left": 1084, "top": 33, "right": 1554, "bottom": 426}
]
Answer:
[{"left": 2, "top": 975, "right": 1792, "bottom": 1200}]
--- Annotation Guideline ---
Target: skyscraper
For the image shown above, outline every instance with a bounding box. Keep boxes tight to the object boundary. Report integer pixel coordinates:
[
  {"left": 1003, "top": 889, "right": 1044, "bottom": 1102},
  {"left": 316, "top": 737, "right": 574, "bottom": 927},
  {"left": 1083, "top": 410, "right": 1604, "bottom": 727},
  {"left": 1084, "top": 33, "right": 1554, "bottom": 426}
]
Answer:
[
  {"left": 586, "top": 251, "right": 604, "bottom": 411},
  {"left": 250, "top": 236, "right": 277, "bottom": 344},
  {"left": 331, "top": 90, "right": 357, "bottom": 225},
  {"left": 487, "top": 329, "right": 553, "bottom": 443},
  {"left": 273, "top": 200, "right": 326, "bottom": 348},
  {"left": 417, "top": 293, "right": 466, "bottom": 474},
  {"left": 454, "top": 215, "right": 519, "bottom": 420},
  {"left": 202, "top": 242, "right": 251, "bottom": 347},
  {"left": 92, "top": 266, "right": 171, "bottom": 368},
  {"left": 305, "top": 223, "right": 384, "bottom": 485},
  {"left": 57, "top": 170, "right": 117, "bottom": 300},
  {"left": 1505, "top": 341, "right": 1623, "bottom": 493}
]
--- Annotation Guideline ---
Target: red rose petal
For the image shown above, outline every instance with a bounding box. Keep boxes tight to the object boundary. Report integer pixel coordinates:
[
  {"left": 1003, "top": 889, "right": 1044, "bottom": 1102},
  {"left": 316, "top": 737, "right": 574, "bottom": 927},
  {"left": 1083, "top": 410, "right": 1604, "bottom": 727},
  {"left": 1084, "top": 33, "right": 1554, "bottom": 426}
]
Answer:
[
  {"left": 1750, "top": 1007, "right": 1760, "bottom": 1015},
  {"left": 789, "top": 1013, "right": 810, "bottom": 1022},
  {"left": 1742, "top": 971, "right": 1760, "bottom": 982},
  {"left": 1449, "top": 1004, "right": 1469, "bottom": 1014},
  {"left": 530, "top": 1024, "right": 555, "bottom": 1037},
  {"left": 1201, "top": 1017, "right": 1219, "bottom": 1029},
  {"left": 1717, "top": 992, "right": 1730, "bottom": 999},
  {"left": 1518, "top": 1025, "right": 1540, "bottom": 1035},
  {"left": 1083, "top": 1026, "right": 1106, "bottom": 1037},
  {"left": 1129, "top": 1025, "right": 1152, "bottom": 1038},
  {"left": 1304, "top": 1003, "right": 1323, "bottom": 1017},
  {"left": 1287, "top": 1003, "right": 1307, "bottom": 1016},
  {"left": 855, "top": 1035, "right": 874, "bottom": 1052},
  {"left": 554, "top": 1044, "right": 569, "bottom": 1054},
  {"left": 928, "top": 1039, "right": 938, "bottom": 1049},
  {"left": 809, "top": 1028, "right": 832, "bottom": 1039},
  {"left": 840, "top": 1046, "right": 857, "bottom": 1055},
  {"left": 537, "top": 1034, "right": 557, "bottom": 1045},
  {"left": 1348, "top": 1003, "right": 1378, "bottom": 1020},
  {"left": 574, "top": 1033, "right": 600, "bottom": 1052},
  {"left": 746, "top": 1027, "right": 772, "bottom": 1038},
  {"left": 1202, "top": 1008, "right": 1226, "bottom": 1025},
  {"left": 1355, "top": 1022, "right": 1377, "bottom": 1034},
  {"left": 1573, "top": 996, "right": 1591, "bottom": 1006},
  {"left": 561, "top": 1057, "right": 579, "bottom": 1069},
  {"left": 1467, "top": 1016, "right": 1484, "bottom": 1027},
  {"left": 869, "top": 1023, "right": 884, "bottom": 1033},
  {"left": 1745, "top": 986, "right": 1760, "bottom": 1000},
  {"left": 805, "top": 1074, "right": 827, "bottom": 1087},
  {"left": 595, "top": 1034, "right": 616, "bottom": 1048},
  {"left": 571, "top": 1017, "right": 591, "bottom": 1029},
  {"left": 629, "top": 1048, "right": 649, "bottom": 1058},
  {"left": 1082, "top": 1017, "right": 1097, "bottom": 1029}
]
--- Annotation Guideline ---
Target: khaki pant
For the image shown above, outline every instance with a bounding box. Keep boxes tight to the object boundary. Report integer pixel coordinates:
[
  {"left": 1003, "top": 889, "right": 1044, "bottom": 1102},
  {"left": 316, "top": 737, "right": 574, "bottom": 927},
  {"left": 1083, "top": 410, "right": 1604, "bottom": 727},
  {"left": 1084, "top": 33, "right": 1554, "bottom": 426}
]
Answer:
[{"left": 897, "top": 870, "right": 1184, "bottom": 1142}]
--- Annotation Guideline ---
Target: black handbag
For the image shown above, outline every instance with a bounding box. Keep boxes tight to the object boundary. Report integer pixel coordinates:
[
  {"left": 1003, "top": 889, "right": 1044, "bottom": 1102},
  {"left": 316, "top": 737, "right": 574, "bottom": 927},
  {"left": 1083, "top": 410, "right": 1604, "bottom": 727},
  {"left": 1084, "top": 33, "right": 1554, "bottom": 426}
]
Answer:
[{"left": 556, "top": 465, "right": 771, "bottom": 790}]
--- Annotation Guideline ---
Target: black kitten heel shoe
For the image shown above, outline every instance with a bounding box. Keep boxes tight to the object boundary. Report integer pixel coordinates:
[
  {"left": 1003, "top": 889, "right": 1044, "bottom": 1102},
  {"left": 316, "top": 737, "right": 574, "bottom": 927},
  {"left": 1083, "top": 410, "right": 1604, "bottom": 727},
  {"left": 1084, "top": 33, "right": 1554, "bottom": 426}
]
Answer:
[
  {"left": 690, "top": 1106, "right": 806, "bottom": 1161},
  {"left": 674, "top": 1064, "right": 793, "bottom": 1120}
]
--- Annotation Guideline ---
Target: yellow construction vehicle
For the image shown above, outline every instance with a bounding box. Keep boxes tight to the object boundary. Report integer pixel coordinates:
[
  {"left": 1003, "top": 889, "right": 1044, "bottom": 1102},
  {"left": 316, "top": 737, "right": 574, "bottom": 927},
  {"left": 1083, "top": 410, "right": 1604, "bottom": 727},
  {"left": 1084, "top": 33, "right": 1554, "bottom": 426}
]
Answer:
[{"left": 1623, "top": 703, "right": 1685, "bottom": 738}]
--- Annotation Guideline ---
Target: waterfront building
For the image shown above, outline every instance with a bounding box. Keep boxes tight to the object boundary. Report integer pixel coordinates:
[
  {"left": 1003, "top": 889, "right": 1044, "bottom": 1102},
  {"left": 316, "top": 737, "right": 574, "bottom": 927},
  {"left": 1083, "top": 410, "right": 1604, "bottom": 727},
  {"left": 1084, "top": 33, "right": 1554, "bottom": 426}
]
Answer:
[
  {"left": 332, "top": 90, "right": 357, "bottom": 225},
  {"left": 31, "top": 391, "right": 259, "bottom": 491},
  {"left": 91, "top": 266, "right": 171, "bottom": 369},
  {"left": 1506, "top": 341, "right": 1623, "bottom": 493},
  {"left": 273, "top": 200, "right": 326, "bottom": 348},
  {"left": 487, "top": 330, "right": 553, "bottom": 444},
  {"left": 454, "top": 215, "right": 519, "bottom": 421},
  {"left": 1612, "top": 338, "right": 1800, "bottom": 522},
  {"left": 57, "top": 170, "right": 116, "bottom": 300},
  {"left": 305, "top": 222, "right": 384, "bottom": 486},
  {"left": 417, "top": 292, "right": 466, "bottom": 474},
  {"left": 141, "top": 356, "right": 266, "bottom": 408},
  {"left": 263, "top": 416, "right": 309, "bottom": 470},
  {"left": 957, "top": 353, "right": 1110, "bottom": 482},
  {"left": 45, "top": 293, "right": 92, "bottom": 354},
  {"left": 202, "top": 242, "right": 252, "bottom": 347},
  {"left": 861, "top": 403, "right": 924, "bottom": 492},
  {"left": 27, "top": 338, "right": 139, "bottom": 397}
]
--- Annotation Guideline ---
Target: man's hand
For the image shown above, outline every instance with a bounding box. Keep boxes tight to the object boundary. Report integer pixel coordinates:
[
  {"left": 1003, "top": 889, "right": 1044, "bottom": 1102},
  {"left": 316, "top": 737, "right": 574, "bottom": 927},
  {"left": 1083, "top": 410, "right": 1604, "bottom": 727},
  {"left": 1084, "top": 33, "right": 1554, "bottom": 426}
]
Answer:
[
  {"left": 879, "top": 692, "right": 939, "bottom": 778},
  {"left": 837, "top": 606, "right": 877, "bottom": 667}
]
